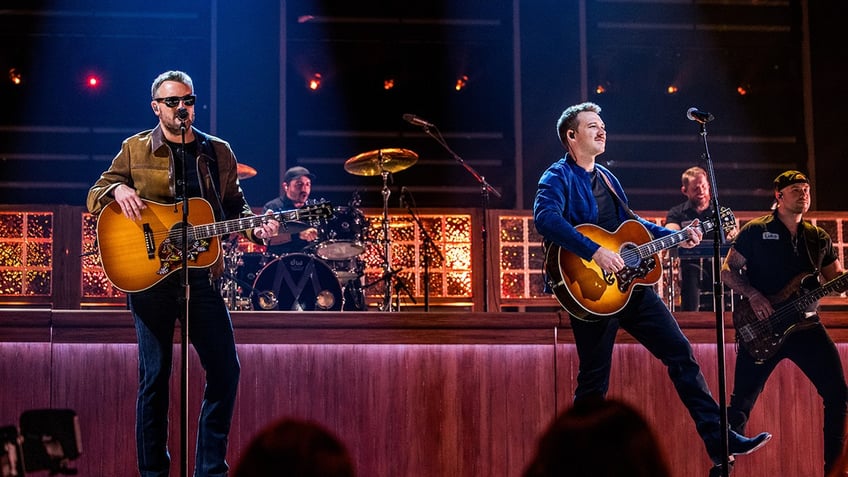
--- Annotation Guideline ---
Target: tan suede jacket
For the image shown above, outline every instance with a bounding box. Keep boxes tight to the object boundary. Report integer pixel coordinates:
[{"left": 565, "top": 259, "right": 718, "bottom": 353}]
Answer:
[{"left": 87, "top": 124, "right": 261, "bottom": 278}]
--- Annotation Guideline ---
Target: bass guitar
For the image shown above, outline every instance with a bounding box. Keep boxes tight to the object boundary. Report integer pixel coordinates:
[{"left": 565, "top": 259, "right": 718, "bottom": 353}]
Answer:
[
  {"left": 545, "top": 207, "right": 736, "bottom": 320},
  {"left": 95, "top": 197, "right": 333, "bottom": 292},
  {"left": 734, "top": 272, "right": 848, "bottom": 362}
]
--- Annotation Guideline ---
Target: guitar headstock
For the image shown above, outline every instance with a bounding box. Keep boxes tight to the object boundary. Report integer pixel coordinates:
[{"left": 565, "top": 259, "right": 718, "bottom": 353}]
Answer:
[
  {"left": 718, "top": 207, "right": 737, "bottom": 233},
  {"left": 295, "top": 200, "right": 334, "bottom": 223}
]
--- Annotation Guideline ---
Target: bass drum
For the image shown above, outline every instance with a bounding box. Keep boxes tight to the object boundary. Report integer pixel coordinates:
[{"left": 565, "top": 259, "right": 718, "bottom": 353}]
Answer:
[{"left": 251, "top": 254, "right": 342, "bottom": 311}]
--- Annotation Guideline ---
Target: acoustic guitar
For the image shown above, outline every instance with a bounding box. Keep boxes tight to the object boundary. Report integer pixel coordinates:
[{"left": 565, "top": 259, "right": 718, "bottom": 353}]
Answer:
[
  {"left": 734, "top": 271, "right": 848, "bottom": 362},
  {"left": 545, "top": 207, "right": 736, "bottom": 320},
  {"left": 95, "top": 197, "right": 333, "bottom": 292}
]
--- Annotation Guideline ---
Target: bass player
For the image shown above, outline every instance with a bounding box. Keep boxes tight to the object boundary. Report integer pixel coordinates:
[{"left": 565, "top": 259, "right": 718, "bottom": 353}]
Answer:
[{"left": 721, "top": 170, "right": 847, "bottom": 475}]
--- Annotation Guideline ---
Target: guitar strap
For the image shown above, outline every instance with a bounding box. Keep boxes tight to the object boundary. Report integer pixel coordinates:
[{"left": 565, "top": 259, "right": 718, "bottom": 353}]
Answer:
[
  {"left": 196, "top": 131, "right": 227, "bottom": 221},
  {"left": 597, "top": 169, "right": 638, "bottom": 221},
  {"left": 799, "top": 220, "right": 822, "bottom": 273}
]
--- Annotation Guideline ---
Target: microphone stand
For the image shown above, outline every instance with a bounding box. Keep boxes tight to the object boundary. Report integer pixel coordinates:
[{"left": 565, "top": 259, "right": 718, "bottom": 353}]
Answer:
[
  {"left": 177, "top": 111, "right": 190, "bottom": 477},
  {"left": 695, "top": 117, "right": 731, "bottom": 477},
  {"left": 401, "top": 188, "right": 444, "bottom": 311},
  {"left": 417, "top": 124, "right": 501, "bottom": 312}
]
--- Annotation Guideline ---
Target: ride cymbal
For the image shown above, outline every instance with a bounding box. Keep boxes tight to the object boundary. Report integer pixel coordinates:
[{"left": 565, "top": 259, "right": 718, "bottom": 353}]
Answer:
[
  {"left": 237, "top": 163, "right": 257, "bottom": 180},
  {"left": 344, "top": 148, "right": 418, "bottom": 176}
]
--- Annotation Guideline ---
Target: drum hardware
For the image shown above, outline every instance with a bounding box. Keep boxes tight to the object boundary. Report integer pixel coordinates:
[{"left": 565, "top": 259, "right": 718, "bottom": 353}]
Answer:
[
  {"left": 344, "top": 148, "right": 418, "bottom": 312},
  {"left": 219, "top": 237, "right": 277, "bottom": 311},
  {"left": 237, "top": 163, "right": 257, "bottom": 180}
]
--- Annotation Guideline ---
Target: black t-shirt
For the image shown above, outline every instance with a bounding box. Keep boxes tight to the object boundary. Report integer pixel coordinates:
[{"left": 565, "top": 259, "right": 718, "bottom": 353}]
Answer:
[
  {"left": 592, "top": 169, "right": 621, "bottom": 232},
  {"left": 167, "top": 139, "right": 201, "bottom": 199},
  {"left": 732, "top": 212, "right": 837, "bottom": 296}
]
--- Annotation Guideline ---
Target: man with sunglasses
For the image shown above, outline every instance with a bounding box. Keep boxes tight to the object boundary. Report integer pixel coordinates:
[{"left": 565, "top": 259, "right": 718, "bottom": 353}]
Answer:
[{"left": 87, "top": 70, "right": 279, "bottom": 477}]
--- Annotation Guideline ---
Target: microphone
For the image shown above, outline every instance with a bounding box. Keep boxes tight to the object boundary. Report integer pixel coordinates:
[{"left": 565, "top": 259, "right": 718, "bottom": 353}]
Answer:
[
  {"left": 402, "top": 113, "right": 434, "bottom": 128},
  {"left": 399, "top": 186, "right": 408, "bottom": 207},
  {"left": 686, "top": 107, "right": 714, "bottom": 124},
  {"left": 177, "top": 107, "right": 189, "bottom": 121}
]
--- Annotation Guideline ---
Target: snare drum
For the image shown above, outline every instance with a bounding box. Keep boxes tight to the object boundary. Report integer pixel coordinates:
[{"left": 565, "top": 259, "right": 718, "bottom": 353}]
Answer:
[
  {"left": 251, "top": 253, "right": 342, "bottom": 311},
  {"left": 313, "top": 206, "right": 369, "bottom": 261}
]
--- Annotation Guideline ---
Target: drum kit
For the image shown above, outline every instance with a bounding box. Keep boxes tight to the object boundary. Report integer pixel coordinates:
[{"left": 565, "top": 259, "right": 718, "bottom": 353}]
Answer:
[{"left": 220, "top": 148, "right": 419, "bottom": 312}]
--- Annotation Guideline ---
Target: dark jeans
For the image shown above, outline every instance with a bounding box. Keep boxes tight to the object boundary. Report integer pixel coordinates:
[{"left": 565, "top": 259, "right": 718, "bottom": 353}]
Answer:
[
  {"left": 728, "top": 323, "right": 847, "bottom": 475},
  {"left": 570, "top": 288, "right": 727, "bottom": 459},
  {"left": 129, "top": 270, "right": 241, "bottom": 477}
]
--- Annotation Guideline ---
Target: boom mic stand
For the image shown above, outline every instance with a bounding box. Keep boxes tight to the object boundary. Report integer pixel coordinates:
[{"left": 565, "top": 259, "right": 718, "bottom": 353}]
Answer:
[
  {"left": 690, "top": 108, "right": 731, "bottom": 477},
  {"left": 176, "top": 108, "right": 191, "bottom": 477},
  {"left": 400, "top": 187, "right": 444, "bottom": 311},
  {"left": 408, "top": 117, "right": 501, "bottom": 312}
]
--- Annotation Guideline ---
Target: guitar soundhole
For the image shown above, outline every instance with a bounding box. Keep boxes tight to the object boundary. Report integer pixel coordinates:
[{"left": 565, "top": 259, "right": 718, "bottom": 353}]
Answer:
[{"left": 620, "top": 243, "right": 641, "bottom": 268}]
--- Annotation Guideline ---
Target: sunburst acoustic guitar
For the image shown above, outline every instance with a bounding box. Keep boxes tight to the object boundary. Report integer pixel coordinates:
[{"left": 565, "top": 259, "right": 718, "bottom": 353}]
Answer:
[
  {"left": 95, "top": 197, "right": 333, "bottom": 293},
  {"left": 545, "top": 207, "right": 736, "bottom": 320}
]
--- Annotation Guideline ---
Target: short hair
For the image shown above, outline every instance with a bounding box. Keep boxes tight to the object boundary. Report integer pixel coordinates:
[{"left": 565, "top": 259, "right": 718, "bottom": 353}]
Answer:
[
  {"left": 232, "top": 418, "right": 355, "bottom": 477},
  {"left": 681, "top": 166, "right": 707, "bottom": 188},
  {"left": 556, "top": 102, "right": 602, "bottom": 146},
  {"left": 150, "top": 70, "right": 194, "bottom": 99},
  {"left": 524, "top": 397, "right": 671, "bottom": 477}
]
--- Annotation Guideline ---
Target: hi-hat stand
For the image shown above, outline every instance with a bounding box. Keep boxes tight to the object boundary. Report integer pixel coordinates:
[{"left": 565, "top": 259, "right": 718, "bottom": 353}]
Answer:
[{"left": 343, "top": 148, "right": 419, "bottom": 311}]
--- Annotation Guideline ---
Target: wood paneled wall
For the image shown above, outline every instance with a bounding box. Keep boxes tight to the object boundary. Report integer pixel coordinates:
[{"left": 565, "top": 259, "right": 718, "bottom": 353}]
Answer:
[{"left": 2, "top": 309, "right": 846, "bottom": 476}]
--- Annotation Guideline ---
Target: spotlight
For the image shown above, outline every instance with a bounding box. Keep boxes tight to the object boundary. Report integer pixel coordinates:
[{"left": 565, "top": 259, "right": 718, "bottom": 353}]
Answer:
[
  {"left": 454, "top": 75, "right": 468, "bottom": 91},
  {"left": 383, "top": 78, "right": 395, "bottom": 90},
  {"left": 736, "top": 84, "right": 749, "bottom": 96},
  {"left": 8, "top": 68, "right": 22, "bottom": 86},
  {"left": 308, "top": 73, "right": 322, "bottom": 91},
  {"left": 595, "top": 84, "right": 607, "bottom": 95},
  {"left": 85, "top": 74, "right": 101, "bottom": 89},
  {"left": 666, "top": 84, "right": 679, "bottom": 95}
]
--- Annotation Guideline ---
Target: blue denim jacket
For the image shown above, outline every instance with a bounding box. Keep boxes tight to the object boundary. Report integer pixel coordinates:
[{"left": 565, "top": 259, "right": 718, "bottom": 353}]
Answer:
[{"left": 533, "top": 153, "right": 671, "bottom": 261}]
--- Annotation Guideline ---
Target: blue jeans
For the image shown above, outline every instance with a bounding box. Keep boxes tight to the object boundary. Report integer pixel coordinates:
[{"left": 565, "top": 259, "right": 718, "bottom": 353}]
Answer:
[
  {"left": 728, "top": 322, "right": 847, "bottom": 474},
  {"left": 130, "top": 270, "right": 240, "bottom": 477},
  {"left": 570, "top": 288, "right": 726, "bottom": 458}
]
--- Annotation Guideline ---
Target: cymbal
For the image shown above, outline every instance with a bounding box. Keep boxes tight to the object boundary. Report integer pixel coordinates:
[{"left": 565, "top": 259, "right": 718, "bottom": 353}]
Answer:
[
  {"left": 344, "top": 148, "right": 418, "bottom": 176},
  {"left": 237, "top": 163, "right": 257, "bottom": 180}
]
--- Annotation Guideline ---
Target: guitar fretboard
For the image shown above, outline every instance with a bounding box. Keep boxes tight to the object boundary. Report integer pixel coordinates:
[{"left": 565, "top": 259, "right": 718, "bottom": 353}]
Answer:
[{"left": 166, "top": 208, "right": 318, "bottom": 242}]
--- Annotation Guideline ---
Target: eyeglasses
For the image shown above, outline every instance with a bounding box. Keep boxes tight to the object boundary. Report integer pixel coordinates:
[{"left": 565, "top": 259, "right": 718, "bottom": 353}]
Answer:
[{"left": 153, "top": 94, "right": 196, "bottom": 108}]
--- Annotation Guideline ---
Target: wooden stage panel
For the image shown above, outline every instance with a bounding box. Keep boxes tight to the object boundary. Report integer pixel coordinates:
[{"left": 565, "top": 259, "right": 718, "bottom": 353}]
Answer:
[{"left": 2, "top": 309, "right": 848, "bottom": 476}]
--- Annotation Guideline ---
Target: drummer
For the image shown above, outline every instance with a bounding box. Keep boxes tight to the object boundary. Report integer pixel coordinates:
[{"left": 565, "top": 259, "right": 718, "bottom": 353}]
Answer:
[{"left": 263, "top": 166, "right": 321, "bottom": 255}]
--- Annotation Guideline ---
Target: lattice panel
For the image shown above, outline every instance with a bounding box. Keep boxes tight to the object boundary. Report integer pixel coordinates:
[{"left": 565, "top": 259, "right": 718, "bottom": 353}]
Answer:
[
  {"left": 81, "top": 213, "right": 125, "bottom": 299},
  {"left": 0, "top": 211, "right": 53, "bottom": 296},
  {"left": 497, "top": 215, "right": 547, "bottom": 300},
  {"left": 361, "top": 213, "right": 473, "bottom": 302}
]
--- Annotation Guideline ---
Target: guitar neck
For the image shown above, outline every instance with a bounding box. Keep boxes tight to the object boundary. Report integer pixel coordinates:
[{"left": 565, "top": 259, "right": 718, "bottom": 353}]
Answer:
[
  {"left": 786, "top": 273, "right": 848, "bottom": 313},
  {"left": 633, "top": 222, "right": 714, "bottom": 259},
  {"left": 190, "top": 209, "right": 302, "bottom": 240}
]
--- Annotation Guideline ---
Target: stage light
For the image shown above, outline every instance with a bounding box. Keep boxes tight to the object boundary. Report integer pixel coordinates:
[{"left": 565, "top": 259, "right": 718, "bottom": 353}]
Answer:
[
  {"left": 383, "top": 78, "right": 395, "bottom": 90},
  {"left": 595, "top": 84, "right": 607, "bottom": 94},
  {"left": 86, "top": 74, "right": 101, "bottom": 88},
  {"left": 8, "top": 68, "right": 22, "bottom": 86},
  {"left": 308, "top": 73, "right": 322, "bottom": 91},
  {"left": 666, "top": 84, "right": 679, "bottom": 95},
  {"left": 454, "top": 75, "right": 468, "bottom": 91},
  {"left": 736, "top": 84, "right": 749, "bottom": 96}
]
